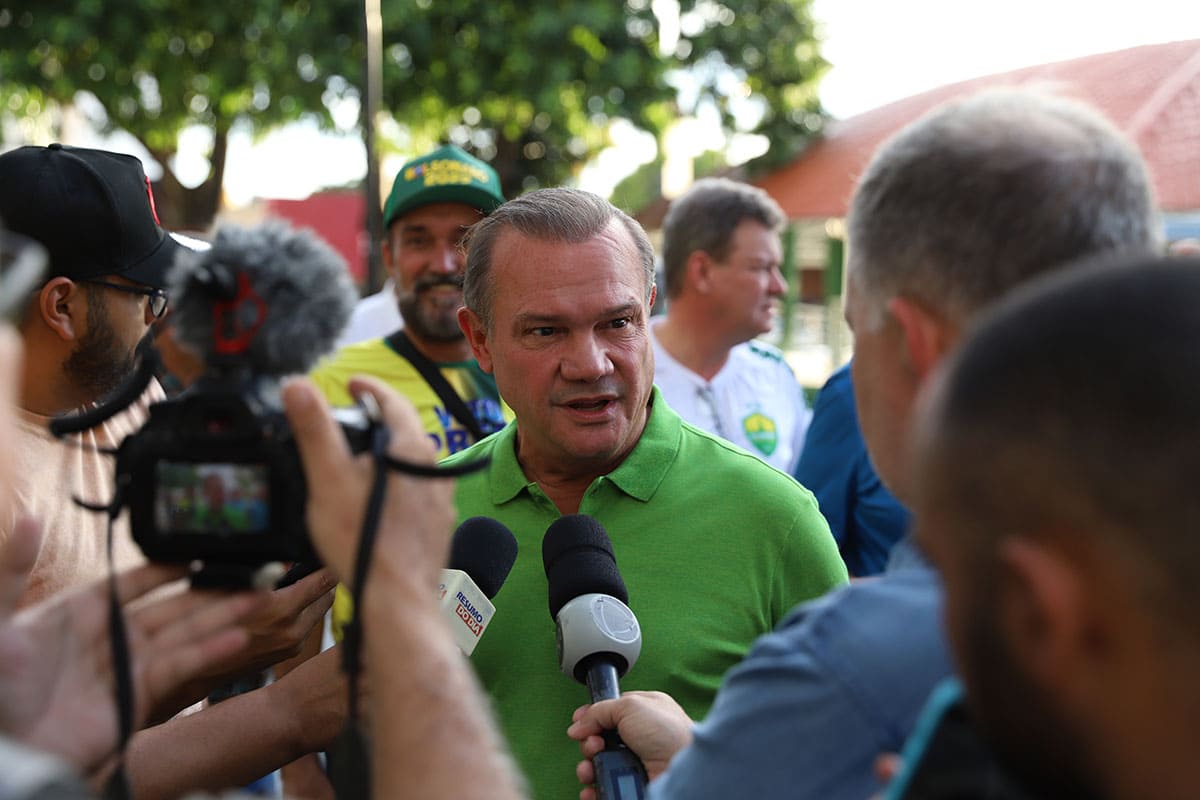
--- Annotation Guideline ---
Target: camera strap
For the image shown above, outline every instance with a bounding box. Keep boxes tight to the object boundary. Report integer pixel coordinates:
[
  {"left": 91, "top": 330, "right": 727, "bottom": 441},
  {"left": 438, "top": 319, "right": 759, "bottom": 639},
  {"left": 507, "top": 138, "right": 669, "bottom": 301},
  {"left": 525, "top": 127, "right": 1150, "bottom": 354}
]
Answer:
[
  {"left": 328, "top": 419, "right": 390, "bottom": 800},
  {"left": 93, "top": 490, "right": 135, "bottom": 800},
  {"left": 329, "top": 404, "right": 494, "bottom": 800},
  {"left": 385, "top": 330, "right": 487, "bottom": 443}
]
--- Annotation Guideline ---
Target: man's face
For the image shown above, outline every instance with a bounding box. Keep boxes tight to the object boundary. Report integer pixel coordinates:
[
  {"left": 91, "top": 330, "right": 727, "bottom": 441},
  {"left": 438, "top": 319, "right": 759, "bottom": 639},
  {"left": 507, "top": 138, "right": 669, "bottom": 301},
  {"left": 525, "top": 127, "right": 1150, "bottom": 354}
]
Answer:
[
  {"left": 706, "top": 220, "right": 785, "bottom": 341},
  {"left": 64, "top": 277, "right": 154, "bottom": 401},
  {"left": 461, "top": 222, "right": 655, "bottom": 476},
  {"left": 383, "top": 202, "right": 483, "bottom": 343},
  {"left": 914, "top": 451, "right": 1101, "bottom": 799},
  {"left": 844, "top": 268, "right": 918, "bottom": 503}
]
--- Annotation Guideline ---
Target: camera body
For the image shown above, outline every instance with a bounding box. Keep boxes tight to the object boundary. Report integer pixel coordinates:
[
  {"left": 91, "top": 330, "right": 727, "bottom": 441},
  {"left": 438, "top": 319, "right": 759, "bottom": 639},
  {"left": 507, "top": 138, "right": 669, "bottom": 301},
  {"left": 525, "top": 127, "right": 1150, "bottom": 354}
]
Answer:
[{"left": 115, "top": 374, "right": 373, "bottom": 573}]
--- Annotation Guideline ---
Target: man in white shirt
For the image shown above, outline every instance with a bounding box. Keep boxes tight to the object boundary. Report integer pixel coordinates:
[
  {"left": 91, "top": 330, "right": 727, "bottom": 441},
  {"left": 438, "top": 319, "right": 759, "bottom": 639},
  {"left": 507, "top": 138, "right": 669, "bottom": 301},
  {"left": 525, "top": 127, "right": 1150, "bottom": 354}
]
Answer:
[{"left": 651, "top": 177, "right": 809, "bottom": 472}]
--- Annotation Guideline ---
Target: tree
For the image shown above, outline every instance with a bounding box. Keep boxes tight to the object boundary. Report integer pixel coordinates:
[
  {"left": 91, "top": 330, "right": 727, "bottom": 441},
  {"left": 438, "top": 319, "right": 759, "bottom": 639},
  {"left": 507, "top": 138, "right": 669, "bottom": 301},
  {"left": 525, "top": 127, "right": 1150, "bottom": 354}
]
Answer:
[
  {"left": 0, "top": 0, "right": 362, "bottom": 228},
  {"left": 377, "top": 0, "right": 828, "bottom": 197},
  {"left": 0, "top": 0, "right": 826, "bottom": 225}
]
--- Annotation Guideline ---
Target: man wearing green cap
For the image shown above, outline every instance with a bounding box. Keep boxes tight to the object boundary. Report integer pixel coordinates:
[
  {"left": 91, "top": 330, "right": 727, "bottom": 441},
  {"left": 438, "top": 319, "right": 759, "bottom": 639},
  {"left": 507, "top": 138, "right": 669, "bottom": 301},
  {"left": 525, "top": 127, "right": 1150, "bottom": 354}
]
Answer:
[
  {"left": 312, "top": 143, "right": 509, "bottom": 456},
  {"left": 306, "top": 146, "right": 510, "bottom": 707}
]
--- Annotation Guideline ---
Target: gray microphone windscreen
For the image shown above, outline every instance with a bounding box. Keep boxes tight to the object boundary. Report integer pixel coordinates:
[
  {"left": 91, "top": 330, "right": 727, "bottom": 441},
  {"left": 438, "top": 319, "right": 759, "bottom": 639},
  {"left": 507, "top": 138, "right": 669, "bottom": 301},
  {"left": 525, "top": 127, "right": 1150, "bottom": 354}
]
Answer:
[{"left": 167, "top": 221, "right": 356, "bottom": 376}]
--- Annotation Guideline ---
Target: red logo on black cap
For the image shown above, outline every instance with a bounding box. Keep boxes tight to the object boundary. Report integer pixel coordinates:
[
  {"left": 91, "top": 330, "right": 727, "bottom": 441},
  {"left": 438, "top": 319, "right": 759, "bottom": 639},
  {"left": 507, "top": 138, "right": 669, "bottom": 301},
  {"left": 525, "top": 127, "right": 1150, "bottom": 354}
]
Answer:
[{"left": 144, "top": 175, "right": 162, "bottom": 225}]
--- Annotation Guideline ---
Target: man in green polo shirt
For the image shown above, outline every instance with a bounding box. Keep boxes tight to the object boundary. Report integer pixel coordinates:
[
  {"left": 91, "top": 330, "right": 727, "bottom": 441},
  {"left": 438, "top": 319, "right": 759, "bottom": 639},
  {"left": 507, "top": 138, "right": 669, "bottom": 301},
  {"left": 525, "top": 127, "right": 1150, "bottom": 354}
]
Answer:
[{"left": 444, "top": 187, "right": 847, "bottom": 800}]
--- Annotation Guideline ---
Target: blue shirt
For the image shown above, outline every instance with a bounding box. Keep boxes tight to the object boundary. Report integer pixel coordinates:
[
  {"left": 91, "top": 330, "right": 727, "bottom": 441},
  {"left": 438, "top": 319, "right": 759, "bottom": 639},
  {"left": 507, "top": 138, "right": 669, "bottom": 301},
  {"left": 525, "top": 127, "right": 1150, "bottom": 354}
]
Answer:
[
  {"left": 794, "top": 363, "right": 911, "bottom": 576},
  {"left": 649, "top": 537, "right": 953, "bottom": 800}
]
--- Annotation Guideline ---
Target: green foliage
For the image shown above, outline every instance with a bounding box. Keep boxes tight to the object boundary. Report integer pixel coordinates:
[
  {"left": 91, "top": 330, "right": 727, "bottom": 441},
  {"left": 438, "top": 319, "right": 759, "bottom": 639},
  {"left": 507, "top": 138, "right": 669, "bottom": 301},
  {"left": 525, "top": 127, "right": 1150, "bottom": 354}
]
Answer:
[
  {"left": 378, "top": 0, "right": 827, "bottom": 197},
  {"left": 0, "top": 0, "right": 826, "bottom": 222},
  {"left": 3, "top": 2, "right": 360, "bottom": 139},
  {"left": 0, "top": 1, "right": 362, "bottom": 225},
  {"left": 677, "top": 0, "right": 829, "bottom": 172},
  {"left": 610, "top": 158, "right": 665, "bottom": 216}
]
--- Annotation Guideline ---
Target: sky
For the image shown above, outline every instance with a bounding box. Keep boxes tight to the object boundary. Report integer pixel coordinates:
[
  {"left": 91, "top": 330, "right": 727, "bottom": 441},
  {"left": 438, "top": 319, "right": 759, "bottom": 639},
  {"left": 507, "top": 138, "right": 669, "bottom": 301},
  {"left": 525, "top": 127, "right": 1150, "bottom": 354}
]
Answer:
[
  {"left": 813, "top": 0, "right": 1200, "bottom": 119},
  {"left": 204, "top": 0, "right": 1200, "bottom": 204}
]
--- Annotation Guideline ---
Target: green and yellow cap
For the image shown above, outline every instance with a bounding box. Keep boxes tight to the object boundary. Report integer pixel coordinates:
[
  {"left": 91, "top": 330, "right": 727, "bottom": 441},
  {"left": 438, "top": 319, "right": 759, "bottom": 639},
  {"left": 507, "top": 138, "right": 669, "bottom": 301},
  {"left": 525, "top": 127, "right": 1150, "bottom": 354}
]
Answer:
[{"left": 382, "top": 144, "right": 505, "bottom": 229}]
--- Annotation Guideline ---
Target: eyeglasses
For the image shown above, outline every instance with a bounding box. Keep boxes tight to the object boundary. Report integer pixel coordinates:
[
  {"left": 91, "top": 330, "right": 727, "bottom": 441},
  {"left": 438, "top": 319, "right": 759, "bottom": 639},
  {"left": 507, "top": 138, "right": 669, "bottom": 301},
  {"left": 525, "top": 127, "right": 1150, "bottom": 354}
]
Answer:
[{"left": 81, "top": 279, "right": 169, "bottom": 319}]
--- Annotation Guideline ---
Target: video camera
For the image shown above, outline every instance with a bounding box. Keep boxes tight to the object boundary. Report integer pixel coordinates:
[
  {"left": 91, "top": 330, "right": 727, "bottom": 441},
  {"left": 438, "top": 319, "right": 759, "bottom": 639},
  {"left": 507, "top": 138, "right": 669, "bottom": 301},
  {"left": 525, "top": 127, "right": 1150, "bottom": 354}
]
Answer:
[{"left": 114, "top": 372, "right": 375, "bottom": 580}]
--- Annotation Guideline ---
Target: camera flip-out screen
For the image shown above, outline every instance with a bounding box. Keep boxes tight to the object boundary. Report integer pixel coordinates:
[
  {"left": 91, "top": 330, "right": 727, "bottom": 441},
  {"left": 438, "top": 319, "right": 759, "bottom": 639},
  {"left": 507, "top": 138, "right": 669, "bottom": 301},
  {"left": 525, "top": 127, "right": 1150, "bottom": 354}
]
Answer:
[{"left": 154, "top": 461, "right": 271, "bottom": 536}]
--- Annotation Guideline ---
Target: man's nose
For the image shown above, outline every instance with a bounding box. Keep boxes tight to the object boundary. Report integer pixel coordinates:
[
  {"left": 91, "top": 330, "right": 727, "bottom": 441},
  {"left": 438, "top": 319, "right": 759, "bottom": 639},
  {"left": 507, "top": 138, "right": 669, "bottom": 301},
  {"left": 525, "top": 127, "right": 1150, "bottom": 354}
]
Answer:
[
  {"left": 560, "top": 334, "right": 613, "bottom": 382},
  {"left": 432, "top": 242, "right": 463, "bottom": 274},
  {"left": 768, "top": 266, "right": 788, "bottom": 296}
]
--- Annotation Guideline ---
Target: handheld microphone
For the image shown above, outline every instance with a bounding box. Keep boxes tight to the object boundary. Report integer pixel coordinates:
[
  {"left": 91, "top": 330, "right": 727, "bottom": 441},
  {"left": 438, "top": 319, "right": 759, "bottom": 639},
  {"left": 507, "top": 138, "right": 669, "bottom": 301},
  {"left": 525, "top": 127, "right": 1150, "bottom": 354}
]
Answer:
[
  {"left": 439, "top": 517, "right": 519, "bottom": 655},
  {"left": 543, "top": 514, "right": 647, "bottom": 800}
]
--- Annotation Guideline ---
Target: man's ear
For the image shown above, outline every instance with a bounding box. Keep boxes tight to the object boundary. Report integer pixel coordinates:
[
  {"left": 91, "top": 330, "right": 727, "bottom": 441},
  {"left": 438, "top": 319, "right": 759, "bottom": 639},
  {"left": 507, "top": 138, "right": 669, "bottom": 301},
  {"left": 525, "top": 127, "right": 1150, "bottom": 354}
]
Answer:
[
  {"left": 887, "top": 296, "right": 953, "bottom": 379},
  {"left": 457, "top": 306, "right": 493, "bottom": 373},
  {"left": 995, "top": 537, "right": 1091, "bottom": 688},
  {"left": 686, "top": 251, "right": 716, "bottom": 295},
  {"left": 380, "top": 232, "right": 399, "bottom": 282},
  {"left": 35, "top": 278, "right": 82, "bottom": 342}
]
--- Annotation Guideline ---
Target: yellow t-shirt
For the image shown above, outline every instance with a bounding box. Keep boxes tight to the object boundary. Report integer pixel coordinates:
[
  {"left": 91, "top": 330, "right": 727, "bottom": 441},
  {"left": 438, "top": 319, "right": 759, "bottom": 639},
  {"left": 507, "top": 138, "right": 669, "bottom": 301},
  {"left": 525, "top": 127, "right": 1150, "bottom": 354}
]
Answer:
[{"left": 309, "top": 336, "right": 510, "bottom": 637}]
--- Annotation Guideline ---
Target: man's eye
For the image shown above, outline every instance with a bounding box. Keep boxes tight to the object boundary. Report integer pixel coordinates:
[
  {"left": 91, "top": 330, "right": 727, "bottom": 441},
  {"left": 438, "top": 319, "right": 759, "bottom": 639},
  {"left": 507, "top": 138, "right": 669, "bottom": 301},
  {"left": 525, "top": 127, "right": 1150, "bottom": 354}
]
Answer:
[
  {"left": 530, "top": 327, "right": 556, "bottom": 337},
  {"left": 610, "top": 317, "right": 631, "bottom": 329}
]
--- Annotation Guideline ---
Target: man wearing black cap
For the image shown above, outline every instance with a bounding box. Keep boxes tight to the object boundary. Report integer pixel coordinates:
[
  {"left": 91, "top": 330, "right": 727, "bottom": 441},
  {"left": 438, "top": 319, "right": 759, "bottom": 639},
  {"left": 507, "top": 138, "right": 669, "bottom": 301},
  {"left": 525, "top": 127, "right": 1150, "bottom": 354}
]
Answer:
[
  {"left": 0, "top": 142, "right": 334, "bottom": 663},
  {"left": 0, "top": 143, "right": 352, "bottom": 799},
  {"left": 0, "top": 143, "right": 184, "bottom": 602}
]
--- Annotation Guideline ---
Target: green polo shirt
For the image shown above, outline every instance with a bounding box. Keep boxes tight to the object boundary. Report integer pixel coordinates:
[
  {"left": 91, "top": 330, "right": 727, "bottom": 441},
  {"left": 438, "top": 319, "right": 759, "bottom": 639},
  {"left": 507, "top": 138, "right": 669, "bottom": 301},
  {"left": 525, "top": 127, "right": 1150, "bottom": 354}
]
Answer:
[{"left": 442, "top": 387, "right": 847, "bottom": 799}]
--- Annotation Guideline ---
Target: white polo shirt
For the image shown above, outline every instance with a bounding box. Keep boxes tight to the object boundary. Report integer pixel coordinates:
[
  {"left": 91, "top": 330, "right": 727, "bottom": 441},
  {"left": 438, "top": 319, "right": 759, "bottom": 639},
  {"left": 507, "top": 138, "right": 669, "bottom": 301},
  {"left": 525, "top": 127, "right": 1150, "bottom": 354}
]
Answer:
[{"left": 651, "top": 320, "right": 811, "bottom": 473}]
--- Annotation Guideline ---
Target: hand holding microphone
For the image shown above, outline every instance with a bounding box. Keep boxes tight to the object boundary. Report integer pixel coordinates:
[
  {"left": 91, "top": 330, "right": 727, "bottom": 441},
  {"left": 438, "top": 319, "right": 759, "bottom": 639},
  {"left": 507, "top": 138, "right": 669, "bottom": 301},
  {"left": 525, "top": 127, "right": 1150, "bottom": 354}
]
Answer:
[
  {"left": 544, "top": 514, "right": 649, "bottom": 800},
  {"left": 569, "top": 691, "right": 696, "bottom": 796}
]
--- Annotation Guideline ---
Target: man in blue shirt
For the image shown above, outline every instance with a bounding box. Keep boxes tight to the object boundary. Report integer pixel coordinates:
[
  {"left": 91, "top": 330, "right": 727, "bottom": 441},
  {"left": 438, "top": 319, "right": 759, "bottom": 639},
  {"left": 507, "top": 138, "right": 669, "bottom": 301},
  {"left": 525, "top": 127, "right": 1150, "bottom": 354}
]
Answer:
[{"left": 794, "top": 361, "right": 910, "bottom": 576}]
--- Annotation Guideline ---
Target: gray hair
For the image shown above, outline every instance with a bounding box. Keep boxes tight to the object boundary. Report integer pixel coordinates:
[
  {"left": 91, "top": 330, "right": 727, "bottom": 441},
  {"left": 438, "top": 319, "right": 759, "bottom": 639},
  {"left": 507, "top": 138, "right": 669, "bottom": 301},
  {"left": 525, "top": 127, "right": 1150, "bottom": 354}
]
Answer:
[
  {"left": 462, "top": 187, "right": 656, "bottom": 329},
  {"left": 847, "top": 87, "right": 1161, "bottom": 329},
  {"left": 660, "top": 177, "right": 786, "bottom": 299}
]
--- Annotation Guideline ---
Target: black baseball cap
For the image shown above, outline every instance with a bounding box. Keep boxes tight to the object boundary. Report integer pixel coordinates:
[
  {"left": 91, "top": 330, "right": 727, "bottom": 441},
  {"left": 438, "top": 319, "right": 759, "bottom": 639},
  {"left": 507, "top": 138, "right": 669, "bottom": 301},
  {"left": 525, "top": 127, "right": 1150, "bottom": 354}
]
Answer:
[{"left": 0, "top": 144, "right": 183, "bottom": 289}]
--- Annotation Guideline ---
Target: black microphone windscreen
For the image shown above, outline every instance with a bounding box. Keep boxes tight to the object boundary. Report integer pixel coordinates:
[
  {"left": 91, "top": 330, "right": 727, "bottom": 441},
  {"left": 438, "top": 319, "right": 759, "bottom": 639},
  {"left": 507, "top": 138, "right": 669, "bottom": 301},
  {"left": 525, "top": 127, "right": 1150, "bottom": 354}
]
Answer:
[
  {"left": 167, "top": 221, "right": 356, "bottom": 377},
  {"left": 542, "top": 514, "right": 628, "bottom": 619},
  {"left": 450, "top": 517, "right": 519, "bottom": 600}
]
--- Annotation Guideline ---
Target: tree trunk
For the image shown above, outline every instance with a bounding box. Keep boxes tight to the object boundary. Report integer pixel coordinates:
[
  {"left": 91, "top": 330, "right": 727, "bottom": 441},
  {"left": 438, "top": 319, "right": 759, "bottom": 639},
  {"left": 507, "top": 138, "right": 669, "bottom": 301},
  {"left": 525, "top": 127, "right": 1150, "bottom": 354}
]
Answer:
[
  {"left": 149, "top": 124, "right": 229, "bottom": 233},
  {"left": 490, "top": 136, "right": 527, "bottom": 201}
]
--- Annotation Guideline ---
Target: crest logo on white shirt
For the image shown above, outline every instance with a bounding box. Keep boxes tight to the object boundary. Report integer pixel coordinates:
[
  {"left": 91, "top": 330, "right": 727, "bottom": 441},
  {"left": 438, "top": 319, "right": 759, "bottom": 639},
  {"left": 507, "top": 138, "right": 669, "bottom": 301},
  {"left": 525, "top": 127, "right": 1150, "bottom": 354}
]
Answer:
[{"left": 743, "top": 412, "right": 778, "bottom": 456}]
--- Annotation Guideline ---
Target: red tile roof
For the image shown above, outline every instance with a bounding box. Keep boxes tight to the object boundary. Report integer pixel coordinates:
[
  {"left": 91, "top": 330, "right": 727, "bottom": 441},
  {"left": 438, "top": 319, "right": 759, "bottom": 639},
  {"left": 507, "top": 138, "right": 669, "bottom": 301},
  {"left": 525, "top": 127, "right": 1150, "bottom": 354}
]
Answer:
[{"left": 755, "top": 39, "right": 1200, "bottom": 218}]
